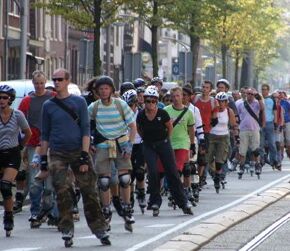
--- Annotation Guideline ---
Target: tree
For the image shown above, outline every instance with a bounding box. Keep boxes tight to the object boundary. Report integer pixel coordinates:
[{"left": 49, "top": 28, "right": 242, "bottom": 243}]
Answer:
[
  {"left": 123, "top": 0, "right": 175, "bottom": 77},
  {"left": 35, "top": 0, "right": 124, "bottom": 76}
]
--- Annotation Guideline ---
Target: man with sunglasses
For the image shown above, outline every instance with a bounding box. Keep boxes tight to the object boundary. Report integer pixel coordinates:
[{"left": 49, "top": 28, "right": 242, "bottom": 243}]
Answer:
[
  {"left": 38, "top": 68, "right": 110, "bottom": 247},
  {"left": 236, "top": 88, "right": 265, "bottom": 179}
]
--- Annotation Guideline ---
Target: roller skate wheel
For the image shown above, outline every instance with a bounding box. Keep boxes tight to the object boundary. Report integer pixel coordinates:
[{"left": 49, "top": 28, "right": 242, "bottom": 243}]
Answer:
[
  {"left": 64, "top": 239, "right": 73, "bottom": 248},
  {"left": 125, "top": 223, "right": 133, "bottom": 232},
  {"left": 6, "top": 231, "right": 11, "bottom": 237}
]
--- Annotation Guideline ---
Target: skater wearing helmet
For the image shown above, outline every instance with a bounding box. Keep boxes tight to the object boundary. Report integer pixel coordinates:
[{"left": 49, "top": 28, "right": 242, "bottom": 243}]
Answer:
[
  {"left": 0, "top": 85, "right": 32, "bottom": 237},
  {"left": 136, "top": 87, "right": 193, "bottom": 217}
]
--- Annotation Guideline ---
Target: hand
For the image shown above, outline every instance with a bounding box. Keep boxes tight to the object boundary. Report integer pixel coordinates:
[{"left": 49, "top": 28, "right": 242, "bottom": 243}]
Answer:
[
  {"left": 31, "top": 153, "right": 41, "bottom": 169},
  {"left": 79, "top": 164, "right": 89, "bottom": 173},
  {"left": 79, "top": 151, "right": 90, "bottom": 165},
  {"left": 235, "top": 135, "right": 240, "bottom": 145}
]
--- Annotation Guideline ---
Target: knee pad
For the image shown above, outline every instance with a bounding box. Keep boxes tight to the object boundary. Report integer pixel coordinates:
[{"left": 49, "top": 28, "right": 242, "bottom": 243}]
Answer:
[
  {"left": 252, "top": 148, "right": 260, "bottom": 157},
  {"left": 16, "top": 170, "right": 26, "bottom": 181},
  {"left": 197, "top": 154, "right": 207, "bottom": 166},
  {"left": 215, "top": 162, "right": 223, "bottom": 171},
  {"left": 0, "top": 180, "right": 13, "bottom": 200},
  {"left": 119, "top": 173, "right": 131, "bottom": 188},
  {"left": 182, "top": 163, "right": 191, "bottom": 178},
  {"left": 135, "top": 167, "right": 145, "bottom": 182},
  {"left": 97, "top": 176, "right": 110, "bottom": 192}
]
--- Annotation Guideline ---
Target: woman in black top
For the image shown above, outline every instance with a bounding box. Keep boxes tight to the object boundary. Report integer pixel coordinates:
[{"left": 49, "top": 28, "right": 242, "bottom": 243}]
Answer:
[{"left": 136, "top": 86, "right": 192, "bottom": 216}]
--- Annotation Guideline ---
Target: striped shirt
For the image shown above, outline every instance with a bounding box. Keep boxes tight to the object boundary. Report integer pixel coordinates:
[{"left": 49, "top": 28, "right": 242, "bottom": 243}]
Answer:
[
  {"left": 88, "top": 98, "right": 135, "bottom": 148},
  {"left": 0, "top": 109, "right": 29, "bottom": 150}
]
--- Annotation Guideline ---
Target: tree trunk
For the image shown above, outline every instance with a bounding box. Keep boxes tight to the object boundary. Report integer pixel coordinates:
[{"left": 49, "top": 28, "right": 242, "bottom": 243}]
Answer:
[
  {"left": 234, "top": 50, "right": 240, "bottom": 90},
  {"left": 190, "top": 34, "right": 200, "bottom": 88},
  {"left": 221, "top": 43, "right": 228, "bottom": 78},
  {"left": 151, "top": 1, "right": 159, "bottom": 77},
  {"left": 240, "top": 50, "right": 254, "bottom": 88},
  {"left": 94, "top": 0, "right": 102, "bottom": 76}
]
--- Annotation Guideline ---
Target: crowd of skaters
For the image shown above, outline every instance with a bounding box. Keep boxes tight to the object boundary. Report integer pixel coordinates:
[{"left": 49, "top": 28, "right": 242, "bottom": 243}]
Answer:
[{"left": 0, "top": 67, "right": 289, "bottom": 247}]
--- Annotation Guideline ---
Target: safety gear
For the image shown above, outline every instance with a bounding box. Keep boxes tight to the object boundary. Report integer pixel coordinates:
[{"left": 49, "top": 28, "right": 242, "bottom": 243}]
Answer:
[
  {"left": 216, "top": 92, "right": 228, "bottom": 101},
  {"left": 120, "top": 82, "right": 135, "bottom": 96},
  {"left": 182, "top": 163, "right": 191, "bottom": 178},
  {"left": 122, "top": 90, "right": 138, "bottom": 106},
  {"left": 0, "top": 85, "right": 16, "bottom": 102},
  {"left": 40, "top": 155, "right": 48, "bottom": 171},
  {"left": 190, "top": 143, "right": 196, "bottom": 156},
  {"left": 235, "top": 135, "right": 240, "bottom": 145},
  {"left": 118, "top": 173, "right": 131, "bottom": 188},
  {"left": 135, "top": 167, "right": 145, "bottom": 182},
  {"left": 0, "top": 180, "right": 13, "bottom": 200},
  {"left": 98, "top": 176, "right": 110, "bottom": 192},
  {"left": 79, "top": 151, "right": 89, "bottom": 165},
  {"left": 217, "top": 79, "right": 230, "bottom": 89},
  {"left": 133, "top": 78, "right": 145, "bottom": 88},
  {"left": 15, "top": 170, "right": 26, "bottom": 181},
  {"left": 144, "top": 87, "right": 159, "bottom": 98},
  {"left": 211, "top": 117, "right": 218, "bottom": 127},
  {"left": 151, "top": 77, "right": 163, "bottom": 86},
  {"left": 95, "top": 76, "right": 115, "bottom": 93}
]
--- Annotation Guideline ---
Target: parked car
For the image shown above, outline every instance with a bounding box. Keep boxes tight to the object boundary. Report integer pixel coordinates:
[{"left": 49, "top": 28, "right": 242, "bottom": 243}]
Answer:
[{"left": 0, "top": 80, "right": 81, "bottom": 109}]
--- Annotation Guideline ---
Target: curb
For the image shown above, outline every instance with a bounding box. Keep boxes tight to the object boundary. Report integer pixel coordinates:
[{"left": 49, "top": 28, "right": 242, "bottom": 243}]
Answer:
[{"left": 153, "top": 181, "right": 290, "bottom": 251}]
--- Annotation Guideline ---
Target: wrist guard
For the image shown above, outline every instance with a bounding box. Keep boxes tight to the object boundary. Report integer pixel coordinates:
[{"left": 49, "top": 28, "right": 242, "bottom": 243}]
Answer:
[
  {"left": 235, "top": 135, "right": 240, "bottom": 145},
  {"left": 199, "top": 139, "right": 206, "bottom": 149},
  {"left": 80, "top": 151, "right": 90, "bottom": 165},
  {"left": 211, "top": 117, "right": 218, "bottom": 127},
  {"left": 40, "top": 155, "right": 48, "bottom": 171},
  {"left": 190, "top": 143, "right": 196, "bottom": 155},
  {"left": 122, "top": 141, "right": 133, "bottom": 156}
]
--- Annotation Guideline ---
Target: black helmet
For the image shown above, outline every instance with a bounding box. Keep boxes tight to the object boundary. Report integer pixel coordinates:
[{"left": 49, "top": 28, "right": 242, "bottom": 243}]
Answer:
[
  {"left": 151, "top": 77, "right": 163, "bottom": 86},
  {"left": 120, "top": 82, "right": 135, "bottom": 96},
  {"left": 133, "top": 78, "right": 145, "bottom": 88},
  {"left": 136, "top": 86, "right": 145, "bottom": 94},
  {"left": 0, "top": 85, "right": 16, "bottom": 103},
  {"left": 95, "top": 76, "right": 115, "bottom": 93}
]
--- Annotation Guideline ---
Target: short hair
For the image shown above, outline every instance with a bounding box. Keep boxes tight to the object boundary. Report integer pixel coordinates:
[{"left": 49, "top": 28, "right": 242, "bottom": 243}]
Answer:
[
  {"left": 54, "top": 68, "right": 70, "bottom": 80},
  {"left": 170, "top": 86, "right": 183, "bottom": 95},
  {"left": 32, "top": 70, "right": 46, "bottom": 82},
  {"left": 203, "top": 80, "right": 213, "bottom": 90},
  {"left": 261, "top": 84, "right": 270, "bottom": 90}
]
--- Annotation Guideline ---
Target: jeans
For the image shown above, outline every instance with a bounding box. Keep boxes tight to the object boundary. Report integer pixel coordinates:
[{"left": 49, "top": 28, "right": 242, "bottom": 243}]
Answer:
[
  {"left": 143, "top": 139, "right": 187, "bottom": 208},
  {"left": 261, "top": 122, "right": 278, "bottom": 165}
]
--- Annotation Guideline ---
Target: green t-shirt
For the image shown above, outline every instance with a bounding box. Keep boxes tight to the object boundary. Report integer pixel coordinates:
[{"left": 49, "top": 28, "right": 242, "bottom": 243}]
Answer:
[{"left": 164, "top": 105, "right": 195, "bottom": 150}]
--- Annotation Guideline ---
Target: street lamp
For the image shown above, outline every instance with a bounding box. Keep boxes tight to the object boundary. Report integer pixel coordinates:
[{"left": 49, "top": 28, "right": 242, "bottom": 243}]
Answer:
[{"left": 159, "top": 37, "right": 190, "bottom": 85}]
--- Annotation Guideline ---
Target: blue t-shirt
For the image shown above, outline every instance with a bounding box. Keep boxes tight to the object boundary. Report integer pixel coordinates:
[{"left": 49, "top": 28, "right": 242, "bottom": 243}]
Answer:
[
  {"left": 280, "top": 99, "right": 290, "bottom": 123},
  {"left": 41, "top": 95, "right": 90, "bottom": 151},
  {"left": 264, "top": 97, "right": 276, "bottom": 122}
]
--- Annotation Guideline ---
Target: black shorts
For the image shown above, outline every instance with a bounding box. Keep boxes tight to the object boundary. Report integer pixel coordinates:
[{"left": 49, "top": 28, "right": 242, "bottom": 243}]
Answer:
[{"left": 0, "top": 147, "right": 21, "bottom": 170}]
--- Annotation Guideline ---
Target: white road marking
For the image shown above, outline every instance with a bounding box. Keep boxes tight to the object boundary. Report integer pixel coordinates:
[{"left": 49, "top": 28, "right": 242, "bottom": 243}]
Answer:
[
  {"left": 239, "top": 212, "right": 290, "bottom": 251},
  {"left": 77, "top": 235, "right": 95, "bottom": 239},
  {"left": 2, "top": 248, "right": 41, "bottom": 251},
  {"left": 145, "top": 224, "right": 175, "bottom": 228},
  {"left": 125, "top": 174, "right": 290, "bottom": 251}
]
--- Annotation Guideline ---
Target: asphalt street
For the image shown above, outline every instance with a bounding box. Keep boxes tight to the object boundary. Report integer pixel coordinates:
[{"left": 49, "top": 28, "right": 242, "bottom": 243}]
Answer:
[{"left": 1, "top": 161, "right": 290, "bottom": 251}]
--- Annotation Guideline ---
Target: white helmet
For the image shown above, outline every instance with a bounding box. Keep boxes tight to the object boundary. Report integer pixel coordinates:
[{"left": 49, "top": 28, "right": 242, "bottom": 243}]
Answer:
[
  {"left": 217, "top": 78, "right": 230, "bottom": 89},
  {"left": 144, "top": 86, "right": 159, "bottom": 98},
  {"left": 216, "top": 92, "right": 228, "bottom": 101},
  {"left": 122, "top": 89, "right": 138, "bottom": 105}
]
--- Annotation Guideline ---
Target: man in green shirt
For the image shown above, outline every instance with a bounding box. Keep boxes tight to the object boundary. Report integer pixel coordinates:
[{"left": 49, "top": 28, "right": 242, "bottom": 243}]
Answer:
[{"left": 164, "top": 86, "right": 195, "bottom": 205}]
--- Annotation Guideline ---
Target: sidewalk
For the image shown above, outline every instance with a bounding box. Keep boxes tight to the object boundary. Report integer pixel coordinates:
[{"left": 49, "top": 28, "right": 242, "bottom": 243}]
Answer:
[{"left": 154, "top": 181, "right": 290, "bottom": 251}]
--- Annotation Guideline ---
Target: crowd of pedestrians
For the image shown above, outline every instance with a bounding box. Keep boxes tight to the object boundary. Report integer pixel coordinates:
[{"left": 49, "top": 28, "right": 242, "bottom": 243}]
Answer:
[{"left": 0, "top": 68, "right": 288, "bottom": 247}]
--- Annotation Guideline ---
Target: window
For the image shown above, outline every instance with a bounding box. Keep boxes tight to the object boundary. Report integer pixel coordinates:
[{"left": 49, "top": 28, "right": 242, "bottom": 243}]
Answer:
[{"left": 9, "top": 0, "right": 20, "bottom": 16}]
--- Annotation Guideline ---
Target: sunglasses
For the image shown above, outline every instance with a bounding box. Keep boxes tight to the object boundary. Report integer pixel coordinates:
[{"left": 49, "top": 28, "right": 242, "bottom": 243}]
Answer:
[
  {"left": 52, "top": 78, "right": 65, "bottom": 82},
  {"left": 0, "top": 96, "right": 9, "bottom": 100},
  {"left": 145, "top": 99, "right": 157, "bottom": 104}
]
